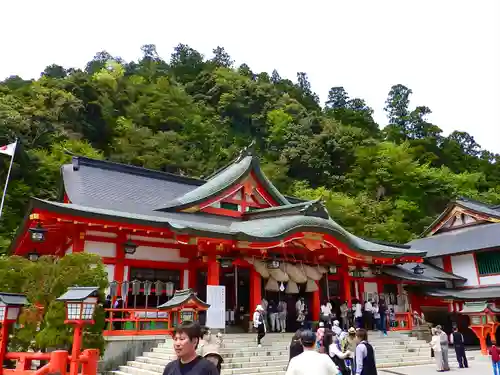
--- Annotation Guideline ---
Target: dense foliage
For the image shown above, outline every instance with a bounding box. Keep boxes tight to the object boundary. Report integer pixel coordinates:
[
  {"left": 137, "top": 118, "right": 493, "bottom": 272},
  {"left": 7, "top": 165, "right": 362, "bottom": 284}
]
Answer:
[
  {"left": 1, "top": 44, "right": 500, "bottom": 246},
  {"left": 0, "top": 253, "right": 108, "bottom": 353}
]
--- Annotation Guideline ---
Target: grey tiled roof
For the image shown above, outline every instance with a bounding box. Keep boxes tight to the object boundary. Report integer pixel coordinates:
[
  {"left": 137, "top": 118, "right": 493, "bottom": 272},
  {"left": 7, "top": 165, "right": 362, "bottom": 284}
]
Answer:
[
  {"left": 459, "top": 301, "right": 500, "bottom": 314},
  {"left": 56, "top": 287, "right": 99, "bottom": 301},
  {"left": 424, "top": 286, "right": 500, "bottom": 301},
  {"left": 382, "top": 267, "right": 442, "bottom": 283},
  {"left": 0, "top": 293, "right": 28, "bottom": 306},
  {"left": 157, "top": 288, "right": 210, "bottom": 310},
  {"left": 398, "top": 262, "right": 465, "bottom": 281},
  {"left": 408, "top": 222, "right": 500, "bottom": 258}
]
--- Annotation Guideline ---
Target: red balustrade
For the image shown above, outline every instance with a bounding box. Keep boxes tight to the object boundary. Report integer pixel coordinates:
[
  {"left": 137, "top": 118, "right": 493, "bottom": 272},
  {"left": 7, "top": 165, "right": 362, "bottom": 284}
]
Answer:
[
  {"left": 104, "top": 308, "right": 172, "bottom": 336},
  {"left": 3, "top": 349, "right": 99, "bottom": 375},
  {"left": 391, "top": 312, "right": 413, "bottom": 331}
]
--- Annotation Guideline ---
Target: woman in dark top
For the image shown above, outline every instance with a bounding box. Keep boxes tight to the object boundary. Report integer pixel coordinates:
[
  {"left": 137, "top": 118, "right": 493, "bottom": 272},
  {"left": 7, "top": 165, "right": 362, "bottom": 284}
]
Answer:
[{"left": 289, "top": 329, "right": 304, "bottom": 362}]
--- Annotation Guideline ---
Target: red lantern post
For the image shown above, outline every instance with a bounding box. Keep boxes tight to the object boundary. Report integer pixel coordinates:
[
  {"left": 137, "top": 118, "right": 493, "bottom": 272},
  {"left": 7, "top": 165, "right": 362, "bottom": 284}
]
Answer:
[
  {"left": 0, "top": 293, "right": 28, "bottom": 375},
  {"left": 57, "top": 287, "right": 99, "bottom": 375}
]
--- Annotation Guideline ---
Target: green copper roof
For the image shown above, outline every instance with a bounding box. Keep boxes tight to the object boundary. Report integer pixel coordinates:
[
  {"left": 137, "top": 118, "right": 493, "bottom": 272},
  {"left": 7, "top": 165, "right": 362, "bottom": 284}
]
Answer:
[
  {"left": 23, "top": 198, "right": 426, "bottom": 259},
  {"left": 156, "top": 143, "right": 290, "bottom": 211}
]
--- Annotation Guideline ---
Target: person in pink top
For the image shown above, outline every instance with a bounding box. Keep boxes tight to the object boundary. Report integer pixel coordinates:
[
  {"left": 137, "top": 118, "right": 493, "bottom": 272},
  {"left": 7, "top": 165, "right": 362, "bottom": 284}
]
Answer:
[{"left": 316, "top": 321, "right": 326, "bottom": 350}]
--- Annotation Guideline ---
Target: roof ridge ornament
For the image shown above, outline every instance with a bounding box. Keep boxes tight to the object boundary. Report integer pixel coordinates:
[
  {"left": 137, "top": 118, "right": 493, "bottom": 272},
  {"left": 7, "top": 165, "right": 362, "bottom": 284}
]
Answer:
[
  {"left": 300, "top": 199, "right": 330, "bottom": 219},
  {"left": 235, "top": 140, "right": 257, "bottom": 163}
]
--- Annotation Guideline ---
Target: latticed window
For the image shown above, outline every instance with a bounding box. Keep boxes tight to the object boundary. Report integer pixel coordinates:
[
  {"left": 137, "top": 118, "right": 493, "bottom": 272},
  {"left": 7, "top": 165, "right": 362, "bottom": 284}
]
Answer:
[{"left": 476, "top": 251, "right": 500, "bottom": 275}]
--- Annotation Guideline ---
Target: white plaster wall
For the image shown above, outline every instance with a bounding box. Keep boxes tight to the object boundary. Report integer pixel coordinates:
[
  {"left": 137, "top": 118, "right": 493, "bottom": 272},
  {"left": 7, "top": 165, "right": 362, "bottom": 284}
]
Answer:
[
  {"left": 183, "top": 270, "right": 189, "bottom": 289},
  {"left": 85, "top": 241, "right": 116, "bottom": 258},
  {"left": 479, "top": 274, "right": 500, "bottom": 286},
  {"left": 428, "top": 257, "right": 444, "bottom": 269},
  {"left": 104, "top": 264, "right": 115, "bottom": 294},
  {"left": 451, "top": 254, "right": 478, "bottom": 286},
  {"left": 125, "top": 246, "right": 189, "bottom": 263},
  {"left": 124, "top": 266, "right": 129, "bottom": 281},
  {"left": 86, "top": 230, "right": 117, "bottom": 238}
]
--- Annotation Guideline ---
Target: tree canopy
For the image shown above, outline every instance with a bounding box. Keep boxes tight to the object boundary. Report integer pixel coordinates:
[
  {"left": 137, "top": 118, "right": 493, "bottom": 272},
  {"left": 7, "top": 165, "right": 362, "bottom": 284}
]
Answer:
[{"left": 1, "top": 44, "right": 499, "bottom": 247}]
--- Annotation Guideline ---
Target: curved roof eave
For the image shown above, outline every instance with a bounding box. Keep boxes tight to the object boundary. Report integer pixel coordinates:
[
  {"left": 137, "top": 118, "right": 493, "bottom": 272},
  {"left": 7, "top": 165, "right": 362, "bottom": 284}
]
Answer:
[{"left": 26, "top": 199, "right": 425, "bottom": 259}]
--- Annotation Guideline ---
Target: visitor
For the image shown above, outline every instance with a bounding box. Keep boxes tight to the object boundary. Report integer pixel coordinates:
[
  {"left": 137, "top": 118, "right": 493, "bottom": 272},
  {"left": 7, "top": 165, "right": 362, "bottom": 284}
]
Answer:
[
  {"left": 162, "top": 321, "right": 219, "bottom": 375},
  {"left": 449, "top": 326, "right": 468, "bottom": 368},
  {"left": 332, "top": 320, "right": 343, "bottom": 337},
  {"left": 253, "top": 304, "right": 266, "bottom": 347},
  {"left": 296, "top": 297, "right": 305, "bottom": 329},
  {"left": 268, "top": 299, "right": 279, "bottom": 332},
  {"left": 353, "top": 300, "right": 363, "bottom": 329},
  {"left": 316, "top": 321, "right": 326, "bottom": 350},
  {"left": 372, "top": 302, "right": 380, "bottom": 332},
  {"left": 278, "top": 298, "right": 288, "bottom": 333},
  {"left": 199, "top": 327, "right": 224, "bottom": 374},
  {"left": 378, "top": 297, "right": 388, "bottom": 336},
  {"left": 354, "top": 328, "right": 377, "bottom": 375},
  {"left": 490, "top": 344, "right": 500, "bottom": 375},
  {"left": 340, "top": 301, "right": 349, "bottom": 330},
  {"left": 324, "top": 330, "right": 352, "bottom": 375},
  {"left": 285, "top": 330, "right": 338, "bottom": 375},
  {"left": 321, "top": 299, "right": 333, "bottom": 327},
  {"left": 430, "top": 328, "right": 444, "bottom": 372},
  {"left": 289, "top": 329, "right": 305, "bottom": 362},
  {"left": 113, "top": 296, "right": 124, "bottom": 330},
  {"left": 342, "top": 327, "right": 357, "bottom": 373},
  {"left": 436, "top": 325, "right": 450, "bottom": 371},
  {"left": 363, "top": 299, "right": 373, "bottom": 330}
]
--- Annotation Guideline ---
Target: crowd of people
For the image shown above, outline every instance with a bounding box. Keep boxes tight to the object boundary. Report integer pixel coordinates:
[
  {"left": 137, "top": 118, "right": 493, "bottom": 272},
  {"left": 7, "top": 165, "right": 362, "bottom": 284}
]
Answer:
[{"left": 286, "top": 325, "right": 377, "bottom": 375}]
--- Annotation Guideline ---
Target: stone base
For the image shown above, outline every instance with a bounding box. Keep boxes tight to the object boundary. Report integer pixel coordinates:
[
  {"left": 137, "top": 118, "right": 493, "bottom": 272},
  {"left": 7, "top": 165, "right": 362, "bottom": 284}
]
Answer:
[{"left": 410, "top": 323, "right": 432, "bottom": 342}]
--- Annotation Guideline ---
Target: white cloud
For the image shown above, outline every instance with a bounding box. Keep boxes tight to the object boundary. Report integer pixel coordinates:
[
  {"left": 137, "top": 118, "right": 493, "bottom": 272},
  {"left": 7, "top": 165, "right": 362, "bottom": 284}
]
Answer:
[{"left": 1, "top": 0, "right": 499, "bottom": 151}]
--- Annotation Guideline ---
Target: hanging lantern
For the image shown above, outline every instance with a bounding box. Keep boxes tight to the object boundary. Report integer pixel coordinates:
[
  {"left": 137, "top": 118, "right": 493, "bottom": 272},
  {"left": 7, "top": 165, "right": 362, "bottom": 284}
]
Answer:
[
  {"left": 109, "top": 281, "right": 119, "bottom": 297},
  {"left": 26, "top": 250, "right": 40, "bottom": 262},
  {"left": 121, "top": 281, "right": 130, "bottom": 298},
  {"left": 267, "top": 260, "right": 280, "bottom": 269},
  {"left": 29, "top": 223, "right": 47, "bottom": 243},
  {"left": 143, "top": 280, "right": 152, "bottom": 296},
  {"left": 123, "top": 239, "right": 138, "bottom": 255},
  {"left": 165, "top": 282, "right": 175, "bottom": 297},
  {"left": 131, "top": 280, "right": 141, "bottom": 296},
  {"left": 154, "top": 280, "right": 164, "bottom": 296},
  {"left": 412, "top": 264, "right": 425, "bottom": 275},
  {"left": 219, "top": 258, "right": 233, "bottom": 268},
  {"left": 328, "top": 265, "right": 338, "bottom": 275}
]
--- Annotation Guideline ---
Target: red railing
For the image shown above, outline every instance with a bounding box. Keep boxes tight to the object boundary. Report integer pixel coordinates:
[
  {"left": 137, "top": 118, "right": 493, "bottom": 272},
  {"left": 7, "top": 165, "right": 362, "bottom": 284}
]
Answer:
[
  {"left": 3, "top": 349, "right": 99, "bottom": 375},
  {"left": 391, "top": 312, "right": 413, "bottom": 331},
  {"left": 104, "top": 308, "right": 173, "bottom": 336}
]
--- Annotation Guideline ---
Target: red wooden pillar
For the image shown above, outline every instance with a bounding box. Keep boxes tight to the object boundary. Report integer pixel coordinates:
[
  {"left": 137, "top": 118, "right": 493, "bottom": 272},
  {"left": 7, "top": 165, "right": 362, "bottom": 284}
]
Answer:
[
  {"left": 312, "top": 281, "right": 321, "bottom": 322},
  {"left": 207, "top": 256, "right": 220, "bottom": 286},
  {"left": 188, "top": 262, "right": 197, "bottom": 290},
  {"left": 249, "top": 267, "right": 262, "bottom": 311},
  {"left": 342, "top": 267, "right": 352, "bottom": 307},
  {"left": 359, "top": 280, "right": 365, "bottom": 302},
  {"left": 114, "top": 233, "right": 125, "bottom": 297},
  {"left": 376, "top": 278, "right": 384, "bottom": 295}
]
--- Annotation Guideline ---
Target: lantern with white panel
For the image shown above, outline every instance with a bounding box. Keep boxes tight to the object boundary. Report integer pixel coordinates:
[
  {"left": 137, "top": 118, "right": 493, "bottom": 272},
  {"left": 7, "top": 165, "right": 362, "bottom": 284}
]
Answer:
[
  {"left": 0, "top": 293, "right": 28, "bottom": 324},
  {"left": 57, "top": 286, "right": 99, "bottom": 324}
]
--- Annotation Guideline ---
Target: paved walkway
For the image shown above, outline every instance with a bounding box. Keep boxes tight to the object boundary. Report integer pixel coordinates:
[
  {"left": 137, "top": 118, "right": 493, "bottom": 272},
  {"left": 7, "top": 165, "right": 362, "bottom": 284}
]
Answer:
[{"left": 380, "top": 361, "right": 493, "bottom": 375}]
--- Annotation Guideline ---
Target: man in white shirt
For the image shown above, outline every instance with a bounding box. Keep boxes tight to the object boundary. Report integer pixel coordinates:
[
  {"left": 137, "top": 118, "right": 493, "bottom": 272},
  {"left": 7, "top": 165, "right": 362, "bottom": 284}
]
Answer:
[
  {"left": 285, "top": 330, "right": 338, "bottom": 375},
  {"left": 321, "top": 300, "right": 333, "bottom": 327}
]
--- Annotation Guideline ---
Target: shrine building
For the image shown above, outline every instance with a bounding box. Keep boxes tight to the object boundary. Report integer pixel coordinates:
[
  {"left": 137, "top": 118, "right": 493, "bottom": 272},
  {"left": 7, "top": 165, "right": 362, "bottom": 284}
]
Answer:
[{"left": 10, "top": 143, "right": 482, "bottom": 332}]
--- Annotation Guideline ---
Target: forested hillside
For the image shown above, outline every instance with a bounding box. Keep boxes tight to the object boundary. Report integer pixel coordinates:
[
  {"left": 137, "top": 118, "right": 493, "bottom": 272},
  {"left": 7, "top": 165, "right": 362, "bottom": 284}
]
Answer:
[{"left": 1, "top": 44, "right": 499, "bottom": 251}]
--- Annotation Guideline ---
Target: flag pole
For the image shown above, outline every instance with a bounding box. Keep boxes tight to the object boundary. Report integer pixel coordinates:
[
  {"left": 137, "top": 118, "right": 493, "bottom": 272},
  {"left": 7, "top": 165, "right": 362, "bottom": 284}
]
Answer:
[{"left": 0, "top": 140, "right": 17, "bottom": 218}]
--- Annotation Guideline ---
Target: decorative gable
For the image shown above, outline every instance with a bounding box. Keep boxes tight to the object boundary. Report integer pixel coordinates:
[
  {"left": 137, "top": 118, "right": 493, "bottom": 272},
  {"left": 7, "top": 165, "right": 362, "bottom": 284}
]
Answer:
[
  {"left": 429, "top": 206, "right": 494, "bottom": 236},
  {"left": 155, "top": 142, "right": 289, "bottom": 217}
]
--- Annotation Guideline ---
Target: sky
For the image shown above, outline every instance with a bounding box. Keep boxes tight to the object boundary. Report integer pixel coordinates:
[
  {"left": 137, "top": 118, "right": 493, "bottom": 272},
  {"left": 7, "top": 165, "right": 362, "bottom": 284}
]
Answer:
[{"left": 1, "top": 0, "right": 499, "bottom": 152}]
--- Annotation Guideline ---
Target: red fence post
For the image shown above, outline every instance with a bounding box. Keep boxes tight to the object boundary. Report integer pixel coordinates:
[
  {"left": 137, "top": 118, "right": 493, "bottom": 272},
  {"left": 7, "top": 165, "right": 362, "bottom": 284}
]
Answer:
[
  {"left": 48, "top": 350, "right": 69, "bottom": 375},
  {"left": 80, "top": 349, "right": 99, "bottom": 375}
]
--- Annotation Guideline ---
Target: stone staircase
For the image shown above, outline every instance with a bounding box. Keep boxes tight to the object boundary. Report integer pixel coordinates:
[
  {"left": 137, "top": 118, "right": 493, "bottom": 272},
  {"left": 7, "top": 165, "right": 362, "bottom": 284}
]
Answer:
[{"left": 111, "top": 332, "right": 473, "bottom": 375}]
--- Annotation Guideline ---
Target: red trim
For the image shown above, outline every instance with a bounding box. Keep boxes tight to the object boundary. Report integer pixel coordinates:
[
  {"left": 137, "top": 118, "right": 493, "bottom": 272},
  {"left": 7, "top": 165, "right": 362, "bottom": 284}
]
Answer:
[
  {"left": 102, "top": 257, "right": 189, "bottom": 270},
  {"left": 442, "top": 256, "right": 452, "bottom": 273},
  {"left": 207, "top": 256, "right": 219, "bottom": 285},
  {"left": 63, "top": 193, "right": 70, "bottom": 204},
  {"left": 73, "top": 227, "right": 85, "bottom": 253},
  {"left": 201, "top": 206, "right": 242, "bottom": 217}
]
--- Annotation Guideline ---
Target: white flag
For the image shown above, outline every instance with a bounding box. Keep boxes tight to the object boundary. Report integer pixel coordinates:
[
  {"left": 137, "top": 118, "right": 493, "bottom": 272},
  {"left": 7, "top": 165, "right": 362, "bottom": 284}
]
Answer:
[{"left": 0, "top": 142, "right": 16, "bottom": 157}]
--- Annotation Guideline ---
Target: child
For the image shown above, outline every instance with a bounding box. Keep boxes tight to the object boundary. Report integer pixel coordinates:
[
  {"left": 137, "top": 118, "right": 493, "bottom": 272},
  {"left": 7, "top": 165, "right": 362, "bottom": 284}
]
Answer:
[
  {"left": 316, "top": 321, "right": 325, "bottom": 350},
  {"left": 490, "top": 344, "right": 500, "bottom": 375}
]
